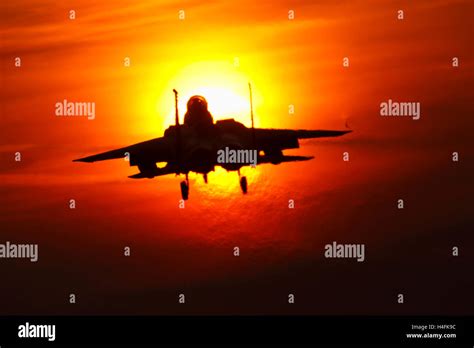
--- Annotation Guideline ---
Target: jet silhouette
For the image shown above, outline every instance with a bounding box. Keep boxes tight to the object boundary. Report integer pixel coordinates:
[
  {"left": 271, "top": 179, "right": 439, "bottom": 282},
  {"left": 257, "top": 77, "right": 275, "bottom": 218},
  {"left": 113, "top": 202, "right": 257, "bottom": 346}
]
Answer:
[{"left": 74, "top": 85, "right": 351, "bottom": 200}]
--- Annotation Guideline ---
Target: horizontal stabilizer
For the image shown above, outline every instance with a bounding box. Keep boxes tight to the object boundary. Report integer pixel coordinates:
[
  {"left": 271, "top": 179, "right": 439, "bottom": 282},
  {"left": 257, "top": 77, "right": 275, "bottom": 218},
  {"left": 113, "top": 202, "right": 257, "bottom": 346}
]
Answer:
[
  {"left": 258, "top": 155, "right": 314, "bottom": 164},
  {"left": 128, "top": 165, "right": 174, "bottom": 179},
  {"left": 128, "top": 173, "right": 148, "bottom": 179}
]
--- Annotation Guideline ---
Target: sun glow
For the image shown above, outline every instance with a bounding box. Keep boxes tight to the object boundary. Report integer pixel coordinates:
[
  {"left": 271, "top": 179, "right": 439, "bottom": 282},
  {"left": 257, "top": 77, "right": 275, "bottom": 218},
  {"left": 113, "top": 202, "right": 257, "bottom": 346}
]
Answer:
[
  {"left": 152, "top": 61, "right": 264, "bottom": 132},
  {"left": 157, "top": 61, "right": 260, "bottom": 127},
  {"left": 127, "top": 60, "right": 272, "bottom": 195}
]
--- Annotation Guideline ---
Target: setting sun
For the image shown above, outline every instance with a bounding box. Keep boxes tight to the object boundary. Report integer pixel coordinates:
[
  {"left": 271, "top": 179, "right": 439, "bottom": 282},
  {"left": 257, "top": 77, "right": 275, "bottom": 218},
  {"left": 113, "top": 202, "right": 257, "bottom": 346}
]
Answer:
[{"left": 154, "top": 60, "right": 263, "bottom": 130}]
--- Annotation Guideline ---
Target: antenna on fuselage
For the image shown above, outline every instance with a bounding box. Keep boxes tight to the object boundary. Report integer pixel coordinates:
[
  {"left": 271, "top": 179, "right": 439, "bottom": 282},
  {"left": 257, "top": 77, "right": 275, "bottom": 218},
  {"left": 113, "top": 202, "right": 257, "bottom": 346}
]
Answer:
[
  {"left": 173, "top": 89, "right": 182, "bottom": 170},
  {"left": 173, "top": 89, "right": 179, "bottom": 126},
  {"left": 248, "top": 83, "right": 256, "bottom": 150},
  {"left": 248, "top": 83, "right": 254, "bottom": 129}
]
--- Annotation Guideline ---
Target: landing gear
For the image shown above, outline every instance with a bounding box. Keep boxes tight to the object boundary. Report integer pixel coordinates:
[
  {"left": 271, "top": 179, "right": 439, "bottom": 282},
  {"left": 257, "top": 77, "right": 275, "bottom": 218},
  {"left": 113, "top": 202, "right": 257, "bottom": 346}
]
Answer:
[
  {"left": 180, "top": 181, "right": 189, "bottom": 200},
  {"left": 180, "top": 174, "right": 189, "bottom": 200},
  {"left": 239, "top": 175, "right": 248, "bottom": 194},
  {"left": 203, "top": 173, "right": 208, "bottom": 184}
]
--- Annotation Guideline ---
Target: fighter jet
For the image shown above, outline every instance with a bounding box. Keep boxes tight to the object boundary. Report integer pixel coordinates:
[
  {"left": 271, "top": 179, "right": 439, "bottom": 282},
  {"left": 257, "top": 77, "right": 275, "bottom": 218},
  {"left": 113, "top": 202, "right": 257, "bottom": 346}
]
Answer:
[{"left": 74, "top": 85, "right": 351, "bottom": 200}]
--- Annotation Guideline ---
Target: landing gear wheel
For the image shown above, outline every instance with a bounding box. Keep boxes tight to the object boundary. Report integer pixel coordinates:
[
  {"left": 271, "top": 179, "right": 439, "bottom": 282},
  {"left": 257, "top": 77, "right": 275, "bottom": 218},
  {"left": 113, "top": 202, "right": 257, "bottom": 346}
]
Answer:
[
  {"left": 240, "top": 176, "right": 248, "bottom": 194},
  {"left": 180, "top": 180, "right": 189, "bottom": 200}
]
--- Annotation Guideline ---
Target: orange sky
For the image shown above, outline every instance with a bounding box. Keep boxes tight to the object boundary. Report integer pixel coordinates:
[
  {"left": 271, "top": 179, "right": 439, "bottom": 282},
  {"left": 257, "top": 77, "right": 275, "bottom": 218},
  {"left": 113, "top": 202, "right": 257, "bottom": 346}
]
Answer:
[
  {"left": 2, "top": 0, "right": 472, "bottom": 146},
  {"left": 0, "top": 0, "right": 472, "bottom": 194}
]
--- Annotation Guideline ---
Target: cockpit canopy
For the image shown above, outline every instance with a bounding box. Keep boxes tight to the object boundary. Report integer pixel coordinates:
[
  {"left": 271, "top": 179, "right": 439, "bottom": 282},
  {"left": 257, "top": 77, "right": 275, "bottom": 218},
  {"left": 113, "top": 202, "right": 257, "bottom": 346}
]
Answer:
[
  {"left": 184, "top": 95, "right": 213, "bottom": 128},
  {"left": 187, "top": 95, "right": 208, "bottom": 112}
]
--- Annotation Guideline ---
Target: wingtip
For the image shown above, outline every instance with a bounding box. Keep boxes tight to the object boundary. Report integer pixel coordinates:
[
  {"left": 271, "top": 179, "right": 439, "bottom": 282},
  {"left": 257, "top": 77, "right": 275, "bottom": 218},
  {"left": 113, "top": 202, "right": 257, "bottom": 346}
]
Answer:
[{"left": 73, "top": 158, "right": 92, "bottom": 163}]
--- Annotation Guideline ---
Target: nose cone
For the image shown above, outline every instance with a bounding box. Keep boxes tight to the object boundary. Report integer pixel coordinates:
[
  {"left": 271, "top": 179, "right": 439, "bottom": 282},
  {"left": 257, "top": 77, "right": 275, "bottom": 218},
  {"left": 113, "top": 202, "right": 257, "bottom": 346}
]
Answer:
[{"left": 187, "top": 95, "right": 208, "bottom": 112}]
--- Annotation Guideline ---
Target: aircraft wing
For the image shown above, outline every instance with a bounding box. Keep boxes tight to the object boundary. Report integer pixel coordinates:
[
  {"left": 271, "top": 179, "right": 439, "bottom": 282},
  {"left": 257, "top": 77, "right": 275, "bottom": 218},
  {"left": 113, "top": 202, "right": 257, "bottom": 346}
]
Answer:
[
  {"left": 73, "top": 137, "right": 173, "bottom": 163},
  {"left": 73, "top": 147, "right": 130, "bottom": 163},
  {"left": 254, "top": 128, "right": 352, "bottom": 140},
  {"left": 250, "top": 128, "right": 351, "bottom": 151}
]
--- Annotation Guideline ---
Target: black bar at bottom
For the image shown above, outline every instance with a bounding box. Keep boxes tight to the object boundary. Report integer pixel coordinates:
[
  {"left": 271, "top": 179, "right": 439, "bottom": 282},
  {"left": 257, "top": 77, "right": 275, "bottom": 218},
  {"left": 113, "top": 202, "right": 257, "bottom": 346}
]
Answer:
[{"left": 0, "top": 316, "right": 472, "bottom": 345}]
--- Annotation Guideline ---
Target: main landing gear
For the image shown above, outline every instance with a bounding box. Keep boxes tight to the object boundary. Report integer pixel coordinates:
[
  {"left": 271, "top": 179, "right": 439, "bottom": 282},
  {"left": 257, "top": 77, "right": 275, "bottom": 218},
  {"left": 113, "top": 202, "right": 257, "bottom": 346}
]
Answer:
[
  {"left": 238, "top": 170, "right": 247, "bottom": 194},
  {"left": 180, "top": 173, "right": 189, "bottom": 200},
  {"left": 179, "top": 172, "right": 248, "bottom": 199}
]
